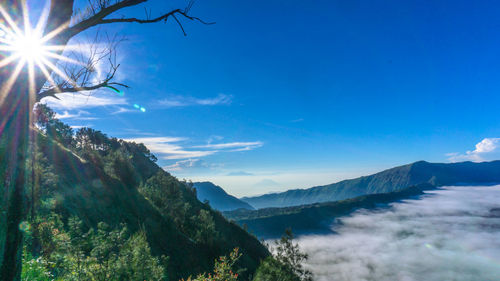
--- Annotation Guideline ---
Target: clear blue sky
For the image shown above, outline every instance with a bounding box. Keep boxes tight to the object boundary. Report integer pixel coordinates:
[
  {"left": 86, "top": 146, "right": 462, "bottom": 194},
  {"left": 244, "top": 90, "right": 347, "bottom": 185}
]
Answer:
[{"left": 38, "top": 0, "right": 500, "bottom": 196}]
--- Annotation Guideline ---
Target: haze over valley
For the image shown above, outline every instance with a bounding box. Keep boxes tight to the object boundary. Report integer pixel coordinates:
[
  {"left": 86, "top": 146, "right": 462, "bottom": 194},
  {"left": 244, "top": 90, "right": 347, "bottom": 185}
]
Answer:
[{"left": 298, "top": 185, "right": 500, "bottom": 281}]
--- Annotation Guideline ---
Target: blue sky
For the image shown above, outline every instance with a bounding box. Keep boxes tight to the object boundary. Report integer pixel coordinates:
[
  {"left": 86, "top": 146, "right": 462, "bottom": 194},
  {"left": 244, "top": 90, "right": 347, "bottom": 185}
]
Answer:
[{"left": 36, "top": 0, "right": 500, "bottom": 196}]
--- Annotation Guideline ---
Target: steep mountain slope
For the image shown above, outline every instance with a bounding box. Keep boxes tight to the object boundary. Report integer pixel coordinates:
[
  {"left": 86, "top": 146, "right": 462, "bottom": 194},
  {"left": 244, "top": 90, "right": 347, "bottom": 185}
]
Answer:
[
  {"left": 241, "top": 160, "right": 500, "bottom": 209},
  {"left": 194, "top": 182, "right": 254, "bottom": 211},
  {"left": 35, "top": 131, "right": 269, "bottom": 280},
  {"left": 226, "top": 183, "right": 435, "bottom": 239}
]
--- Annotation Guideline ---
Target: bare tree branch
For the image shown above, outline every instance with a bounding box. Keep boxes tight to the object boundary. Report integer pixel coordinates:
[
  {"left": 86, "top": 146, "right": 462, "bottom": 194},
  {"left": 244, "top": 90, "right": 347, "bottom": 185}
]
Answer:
[
  {"left": 36, "top": 0, "right": 213, "bottom": 102},
  {"left": 37, "top": 31, "right": 128, "bottom": 101},
  {"left": 67, "top": 0, "right": 147, "bottom": 38},
  {"left": 67, "top": 0, "right": 214, "bottom": 39}
]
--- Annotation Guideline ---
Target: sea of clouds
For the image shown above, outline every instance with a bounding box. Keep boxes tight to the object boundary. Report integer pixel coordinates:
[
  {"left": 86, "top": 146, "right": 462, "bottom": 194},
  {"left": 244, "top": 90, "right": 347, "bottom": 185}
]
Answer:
[{"left": 297, "top": 185, "right": 500, "bottom": 281}]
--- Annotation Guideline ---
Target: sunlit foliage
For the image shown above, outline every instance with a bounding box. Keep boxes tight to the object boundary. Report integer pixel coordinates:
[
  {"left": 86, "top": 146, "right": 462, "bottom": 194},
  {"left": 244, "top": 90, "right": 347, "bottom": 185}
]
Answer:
[{"left": 182, "top": 248, "right": 241, "bottom": 281}]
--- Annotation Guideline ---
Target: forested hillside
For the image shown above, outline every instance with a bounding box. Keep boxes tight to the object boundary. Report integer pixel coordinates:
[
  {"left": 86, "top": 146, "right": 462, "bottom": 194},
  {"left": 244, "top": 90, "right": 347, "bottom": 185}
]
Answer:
[
  {"left": 241, "top": 160, "right": 500, "bottom": 208},
  {"left": 10, "top": 104, "right": 270, "bottom": 280}
]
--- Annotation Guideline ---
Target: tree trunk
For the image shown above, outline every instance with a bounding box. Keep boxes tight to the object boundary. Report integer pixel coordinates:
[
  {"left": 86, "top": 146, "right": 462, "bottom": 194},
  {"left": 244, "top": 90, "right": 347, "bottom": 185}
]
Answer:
[
  {"left": 0, "top": 1, "right": 74, "bottom": 278},
  {"left": 0, "top": 81, "right": 30, "bottom": 281}
]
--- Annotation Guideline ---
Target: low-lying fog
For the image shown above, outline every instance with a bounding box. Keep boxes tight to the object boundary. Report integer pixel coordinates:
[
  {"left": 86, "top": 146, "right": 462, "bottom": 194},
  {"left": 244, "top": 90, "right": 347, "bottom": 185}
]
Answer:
[{"left": 297, "top": 185, "right": 500, "bottom": 281}]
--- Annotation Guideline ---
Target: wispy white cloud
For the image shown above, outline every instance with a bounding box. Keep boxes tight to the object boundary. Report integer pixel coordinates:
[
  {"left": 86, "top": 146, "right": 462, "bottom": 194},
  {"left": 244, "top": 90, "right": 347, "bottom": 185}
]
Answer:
[
  {"left": 226, "top": 171, "right": 254, "bottom": 176},
  {"left": 157, "top": 94, "right": 232, "bottom": 108},
  {"left": 163, "top": 159, "right": 207, "bottom": 171},
  {"left": 55, "top": 110, "right": 98, "bottom": 120},
  {"left": 447, "top": 138, "right": 500, "bottom": 162},
  {"left": 44, "top": 92, "right": 127, "bottom": 110},
  {"left": 111, "top": 107, "right": 136, "bottom": 115},
  {"left": 70, "top": 124, "right": 93, "bottom": 129},
  {"left": 163, "top": 159, "right": 222, "bottom": 172},
  {"left": 124, "top": 136, "right": 263, "bottom": 173},
  {"left": 193, "top": 141, "right": 263, "bottom": 151},
  {"left": 123, "top": 137, "right": 211, "bottom": 160}
]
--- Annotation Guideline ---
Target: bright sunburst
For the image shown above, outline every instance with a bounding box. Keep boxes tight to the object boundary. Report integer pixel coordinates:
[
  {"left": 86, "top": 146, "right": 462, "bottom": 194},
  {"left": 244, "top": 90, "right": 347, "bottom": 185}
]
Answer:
[
  {"left": 9, "top": 27, "right": 45, "bottom": 63},
  {"left": 0, "top": 3, "right": 80, "bottom": 98}
]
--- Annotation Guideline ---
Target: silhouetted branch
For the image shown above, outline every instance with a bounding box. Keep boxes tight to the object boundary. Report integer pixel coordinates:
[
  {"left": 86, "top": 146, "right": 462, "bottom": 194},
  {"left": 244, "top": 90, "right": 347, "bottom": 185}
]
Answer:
[
  {"left": 67, "top": 0, "right": 214, "bottom": 39},
  {"left": 37, "top": 32, "right": 128, "bottom": 101},
  {"left": 37, "top": 0, "right": 213, "bottom": 101},
  {"left": 68, "top": 0, "right": 147, "bottom": 38}
]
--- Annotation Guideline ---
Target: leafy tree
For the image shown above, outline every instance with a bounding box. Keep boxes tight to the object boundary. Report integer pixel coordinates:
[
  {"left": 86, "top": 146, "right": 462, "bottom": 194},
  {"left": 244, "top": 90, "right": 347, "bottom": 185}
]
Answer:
[
  {"left": 103, "top": 149, "right": 139, "bottom": 187},
  {"left": 194, "top": 209, "right": 218, "bottom": 247},
  {"left": 183, "top": 248, "right": 242, "bottom": 281},
  {"left": 253, "top": 229, "right": 312, "bottom": 281},
  {"left": 253, "top": 257, "right": 300, "bottom": 281},
  {"left": 21, "top": 250, "right": 53, "bottom": 281},
  {"left": 26, "top": 214, "right": 167, "bottom": 281},
  {"left": 115, "top": 231, "right": 166, "bottom": 281}
]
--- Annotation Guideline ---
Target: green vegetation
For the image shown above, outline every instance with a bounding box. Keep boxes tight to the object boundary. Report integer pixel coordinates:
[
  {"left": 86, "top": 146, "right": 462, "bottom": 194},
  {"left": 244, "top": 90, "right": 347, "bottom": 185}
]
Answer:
[
  {"left": 241, "top": 160, "right": 500, "bottom": 209},
  {"left": 23, "top": 217, "right": 165, "bottom": 280},
  {"left": 253, "top": 229, "right": 312, "bottom": 281},
  {"left": 182, "top": 248, "right": 242, "bottom": 281},
  {"left": 226, "top": 183, "right": 436, "bottom": 238},
  {"left": 16, "top": 104, "right": 271, "bottom": 280}
]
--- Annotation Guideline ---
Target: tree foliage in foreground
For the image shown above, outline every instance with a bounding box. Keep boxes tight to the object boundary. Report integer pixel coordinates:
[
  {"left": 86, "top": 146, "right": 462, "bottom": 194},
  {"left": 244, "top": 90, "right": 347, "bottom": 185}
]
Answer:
[
  {"left": 23, "top": 216, "right": 166, "bottom": 281},
  {"left": 253, "top": 229, "right": 313, "bottom": 281},
  {"left": 182, "top": 248, "right": 242, "bottom": 281}
]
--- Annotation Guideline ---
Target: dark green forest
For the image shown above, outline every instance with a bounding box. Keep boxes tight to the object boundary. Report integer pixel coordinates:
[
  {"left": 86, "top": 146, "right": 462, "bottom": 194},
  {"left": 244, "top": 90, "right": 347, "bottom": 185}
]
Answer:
[{"left": 3, "top": 104, "right": 308, "bottom": 281}]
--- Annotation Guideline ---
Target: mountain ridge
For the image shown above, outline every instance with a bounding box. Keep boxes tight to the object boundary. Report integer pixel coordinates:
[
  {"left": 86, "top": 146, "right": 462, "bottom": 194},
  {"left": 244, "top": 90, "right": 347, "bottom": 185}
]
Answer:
[
  {"left": 226, "top": 183, "right": 437, "bottom": 238},
  {"left": 194, "top": 181, "right": 255, "bottom": 211},
  {"left": 240, "top": 160, "right": 500, "bottom": 209}
]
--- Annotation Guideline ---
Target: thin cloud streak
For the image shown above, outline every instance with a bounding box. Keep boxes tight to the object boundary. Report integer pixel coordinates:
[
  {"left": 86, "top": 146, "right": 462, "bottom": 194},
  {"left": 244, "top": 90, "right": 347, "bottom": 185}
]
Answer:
[
  {"left": 157, "top": 94, "right": 232, "bottom": 108},
  {"left": 124, "top": 136, "right": 263, "bottom": 164},
  {"left": 123, "top": 137, "right": 211, "bottom": 160},
  {"left": 44, "top": 91, "right": 127, "bottom": 110},
  {"left": 193, "top": 141, "right": 263, "bottom": 150},
  {"left": 55, "top": 110, "right": 91, "bottom": 119}
]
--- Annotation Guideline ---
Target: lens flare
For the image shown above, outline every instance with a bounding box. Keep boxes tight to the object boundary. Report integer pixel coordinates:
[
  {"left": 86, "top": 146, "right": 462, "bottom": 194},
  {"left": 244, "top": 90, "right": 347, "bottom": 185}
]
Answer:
[
  {"left": 133, "top": 103, "right": 146, "bottom": 112},
  {"left": 9, "top": 29, "right": 44, "bottom": 63},
  {"left": 18, "top": 221, "right": 30, "bottom": 232},
  {"left": 0, "top": 3, "right": 82, "bottom": 100}
]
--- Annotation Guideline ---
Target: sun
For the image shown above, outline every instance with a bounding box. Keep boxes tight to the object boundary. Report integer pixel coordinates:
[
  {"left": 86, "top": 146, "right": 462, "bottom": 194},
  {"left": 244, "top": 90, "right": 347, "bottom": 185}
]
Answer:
[
  {"left": 0, "top": 3, "right": 80, "bottom": 98},
  {"left": 10, "top": 29, "right": 46, "bottom": 63},
  {"left": 0, "top": 5, "right": 51, "bottom": 67}
]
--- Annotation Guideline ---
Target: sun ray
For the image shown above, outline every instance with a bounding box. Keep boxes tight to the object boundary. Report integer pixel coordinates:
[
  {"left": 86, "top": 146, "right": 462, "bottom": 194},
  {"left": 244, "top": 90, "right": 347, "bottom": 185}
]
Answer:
[
  {"left": 43, "top": 51, "right": 85, "bottom": 67},
  {"left": 33, "top": 0, "right": 51, "bottom": 36},
  {"left": 0, "top": 59, "right": 26, "bottom": 105},
  {"left": 39, "top": 56, "right": 78, "bottom": 88},
  {"left": 21, "top": 0, "right": 31, "bottom": 36},
  {"left": 35, "top": 60, "right": 61, "bottom": 96},
  {"left": 0, "top": 5, "right": 23, "bottom": 35},
  {"left": 0, "top": 53, "right": 22, "bottom": 68},
  {"left": 0, "top": 2, "right": 94, "bottom": 104}
]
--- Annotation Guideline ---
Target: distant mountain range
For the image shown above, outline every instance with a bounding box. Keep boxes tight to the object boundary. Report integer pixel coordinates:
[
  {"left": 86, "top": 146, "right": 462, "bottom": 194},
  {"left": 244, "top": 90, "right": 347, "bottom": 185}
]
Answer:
[
  {"left": 194, "top": 182, "right": 255, "bottom": 211},
  {"left": 225, "top": 183, "right": 435, "bottom": 238},
  {"left": 241, "top": 160, "right": 500, "bottom": 209}
]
